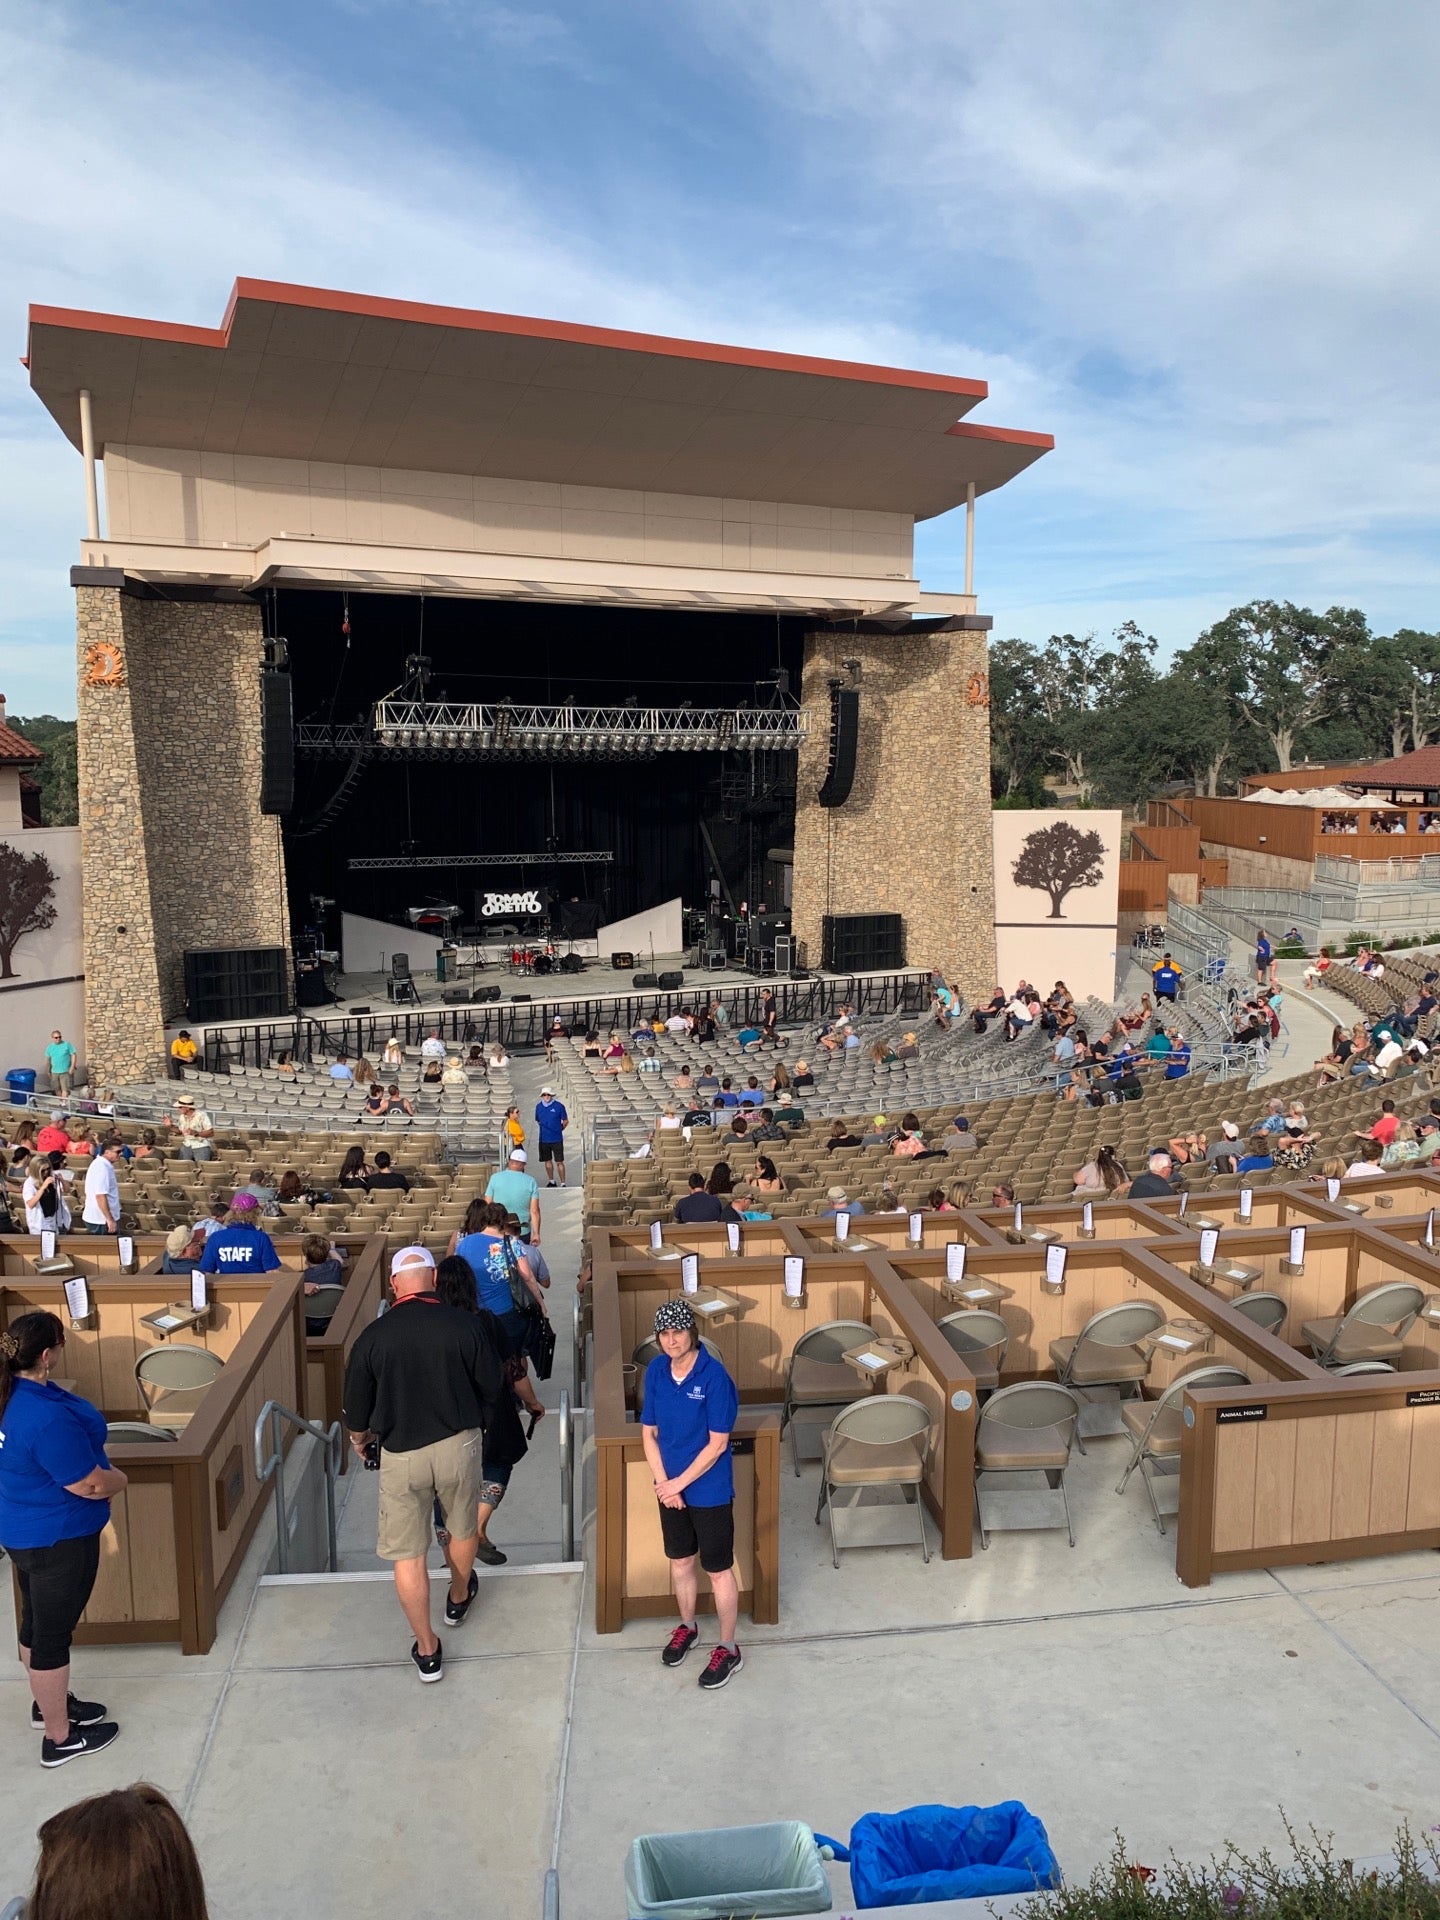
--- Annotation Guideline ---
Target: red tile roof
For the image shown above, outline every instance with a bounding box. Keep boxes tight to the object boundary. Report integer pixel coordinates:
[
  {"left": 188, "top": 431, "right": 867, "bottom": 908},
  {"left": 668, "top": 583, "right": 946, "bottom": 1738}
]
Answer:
[
  {"left": 0, "top": 720, "right": 43, "bottom": 767},
  {"left": 1354, "top": 746, "right": 1440, "bottom": 786}
]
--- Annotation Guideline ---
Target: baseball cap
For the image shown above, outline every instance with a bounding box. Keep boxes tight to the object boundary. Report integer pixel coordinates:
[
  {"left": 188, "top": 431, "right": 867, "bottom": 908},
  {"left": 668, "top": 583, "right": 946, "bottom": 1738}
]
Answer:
[
  {"left": 509, "top": 1147, "right": 527, "bottom": 1162},
  {"left": 873, "top": 1115, "right": 887, "bottom": 1127},
  {"left": 165, "top": 1225, "right": 192, "bottom": 1256},
  {"left": 1221, "top": 1120, "right": 1241, "bottom": 1139},
  {"left": 390, "top": 1244, "right": 437, "bottom": 1279}
]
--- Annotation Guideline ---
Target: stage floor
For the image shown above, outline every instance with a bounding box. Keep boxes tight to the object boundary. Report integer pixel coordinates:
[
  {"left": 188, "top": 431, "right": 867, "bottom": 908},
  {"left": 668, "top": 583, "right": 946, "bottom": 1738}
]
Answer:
[{"left": 328, "top": 951, "right": 752, "bottom": 1015}]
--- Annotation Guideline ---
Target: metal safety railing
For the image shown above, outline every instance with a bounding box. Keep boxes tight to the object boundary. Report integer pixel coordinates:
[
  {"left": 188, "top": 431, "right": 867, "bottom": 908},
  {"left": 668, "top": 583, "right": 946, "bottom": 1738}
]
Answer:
[
  {"left": 558, "top": 1388, "right": 575, "bottom": 1564},
  {"left": 254, "top": 1400, "right": 344, "bottom": 1575}
]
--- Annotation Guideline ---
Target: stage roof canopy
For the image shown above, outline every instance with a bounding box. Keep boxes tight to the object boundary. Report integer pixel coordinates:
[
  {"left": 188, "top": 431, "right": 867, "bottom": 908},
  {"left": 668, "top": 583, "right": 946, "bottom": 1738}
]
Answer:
[{"left": 27, "top": 279, "right": 1051, "bottom": 520}]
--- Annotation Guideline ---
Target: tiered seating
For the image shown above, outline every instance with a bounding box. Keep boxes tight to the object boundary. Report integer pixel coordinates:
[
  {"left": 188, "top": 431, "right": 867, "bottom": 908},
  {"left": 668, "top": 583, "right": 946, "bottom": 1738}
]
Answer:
[
  {"left": 108, "top": 1048, "right": 514, "bottom": 1155},
  {"left": 581, "top": 1056, "right": 1440, "bottom": 1232}
]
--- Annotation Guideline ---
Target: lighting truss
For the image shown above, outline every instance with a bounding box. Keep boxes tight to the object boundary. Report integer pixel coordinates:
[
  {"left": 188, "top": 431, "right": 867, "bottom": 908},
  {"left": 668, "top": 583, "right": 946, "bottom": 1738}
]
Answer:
[
  {"left": 346, "top": 851, "right": 615, "bottom": 871},
  {"left": 372, "top": 700, "right": 807, "bottom": 757}
]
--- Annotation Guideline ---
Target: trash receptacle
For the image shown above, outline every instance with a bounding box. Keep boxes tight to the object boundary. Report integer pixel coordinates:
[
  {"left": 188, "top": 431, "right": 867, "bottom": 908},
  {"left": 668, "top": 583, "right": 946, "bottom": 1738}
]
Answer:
[
  {"left": 6, "top": 1068, "right": 37, "bottom": 1108},
  {"left": 626, "top": 1820, "right": 830, "bottom": 1919},
  {"left": 436, "top": 947, "right": 450, "bottom": 983},
  {"left": 817, "top": 1801, "right": 1060, "bottom": 1908}
]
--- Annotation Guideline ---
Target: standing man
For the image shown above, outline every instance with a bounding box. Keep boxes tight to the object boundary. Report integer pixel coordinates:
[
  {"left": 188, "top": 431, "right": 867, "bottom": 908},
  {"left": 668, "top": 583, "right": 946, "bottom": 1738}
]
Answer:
[
  {"left": 343, "top": 1246, "right": 503, "bottom": 1683},
  {"left": 642, "top": 1300, "right": 742, "bottom": 1690},
  {"left": 533, "top": 1086, "right": 570, "bottom": 1189},
  {"left": 81, "top": 1140, "right": 122, "bottom": 1237},
  {"left": 44, "top": 1032, "right": 76, "bottom": 1100},
  {"left": 485, "top": 1146, "right": 542, "bottom": 1245},
  {"left": 167, "top": 1094, "right": 214, "bottom": 1162},
  {"left": 1150, "top": 952, "right": 1183, "bottom": 1005},
  {"left": 1255, "top": 928, "right": 1273, "bottom": 988}
]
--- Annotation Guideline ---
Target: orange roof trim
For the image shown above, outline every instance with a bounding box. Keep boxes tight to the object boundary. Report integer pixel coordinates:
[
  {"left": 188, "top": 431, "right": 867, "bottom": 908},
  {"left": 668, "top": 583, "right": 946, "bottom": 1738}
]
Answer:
[{"left": 30, "top": 276, "right": 992, "bottom": 401}]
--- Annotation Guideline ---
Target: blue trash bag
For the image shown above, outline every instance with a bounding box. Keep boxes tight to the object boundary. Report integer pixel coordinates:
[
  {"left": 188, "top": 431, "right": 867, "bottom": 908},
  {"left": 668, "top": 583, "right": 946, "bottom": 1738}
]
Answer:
[{"left": 816, "top": 1801, "right": 1061, "bottom": 1908}]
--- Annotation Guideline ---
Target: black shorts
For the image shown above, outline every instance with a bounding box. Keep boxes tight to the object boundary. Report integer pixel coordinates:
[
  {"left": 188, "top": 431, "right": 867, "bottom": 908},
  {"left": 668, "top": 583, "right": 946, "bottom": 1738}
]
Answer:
[
  {"left": 658, "top": 1499, "right": 735, "bottom": 1574},
  {"left": 9, "top": 1530, "right": 102, "bottom": 1671},
  {"left": 537, "top": 1139, "right": 563, "bottom": 1162}
]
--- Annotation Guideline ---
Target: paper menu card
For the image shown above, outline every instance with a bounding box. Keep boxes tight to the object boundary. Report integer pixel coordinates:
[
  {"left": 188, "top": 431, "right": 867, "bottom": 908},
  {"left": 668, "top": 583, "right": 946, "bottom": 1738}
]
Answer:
[
  {"left": 649, "top": 1221, "right": 663, "bottom": 1252},
  {"left": 1044, "top": 1243, "right": 1067, "bottom": 1291},
  {"left": 1289, "top": 1227, "right": 1306, "bottom": 1268},
  {"left": 1082, "top": 1202, "right": 1094, "bottom": 1234},
  {"left": 727, "top": 1222, "right": 741, "bottom": 1253},
  {"left": 783, "top": 1255, "right": 805, "bottom": 1299},
  {"left": 680, "top": 1254, "right": 700, "bottom": 1295},
  {"left": 945, "top": 1241, "right": 966, "bottom": 1282},
  {"left": 834, "top": 1210, "right": 851, "bottom": 1241},
  {"left": 1198, "top": 1227, "right": 1220, "bottom": 1269},
  {"left": 63, "top": 1276, "right": 90, "bottom": 1324},
  {"left": 909, "top": 1212, "right": 923, "bottom": 1244},
  {"left": 1238, "top": 1187, "right": 1253, "bottom": 1222}
]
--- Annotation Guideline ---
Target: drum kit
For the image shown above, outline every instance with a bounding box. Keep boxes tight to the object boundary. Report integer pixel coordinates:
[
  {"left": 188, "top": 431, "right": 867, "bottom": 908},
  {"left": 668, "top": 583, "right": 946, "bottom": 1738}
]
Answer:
[{"left": 510, "top": 944, "right": 555, "bottom": 977}]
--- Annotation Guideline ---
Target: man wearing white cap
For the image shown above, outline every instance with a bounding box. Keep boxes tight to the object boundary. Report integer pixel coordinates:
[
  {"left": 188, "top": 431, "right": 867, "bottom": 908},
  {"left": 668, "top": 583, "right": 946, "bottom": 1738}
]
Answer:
[
  {"left": 342, "top": 1245, "right": 504, "bottom": 1682},
  {"left": 533, "top": 1086, "right": 570, "bottom": 1189},
  {"left": 485, "top": 1147, "right": 542, "bottom": 1244}
]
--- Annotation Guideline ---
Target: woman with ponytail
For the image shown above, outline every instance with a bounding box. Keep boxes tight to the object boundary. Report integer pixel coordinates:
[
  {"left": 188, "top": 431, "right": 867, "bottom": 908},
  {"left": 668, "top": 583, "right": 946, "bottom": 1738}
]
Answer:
[{"left": 0, "top": 1312, "right": 126, "bottom": 1766}]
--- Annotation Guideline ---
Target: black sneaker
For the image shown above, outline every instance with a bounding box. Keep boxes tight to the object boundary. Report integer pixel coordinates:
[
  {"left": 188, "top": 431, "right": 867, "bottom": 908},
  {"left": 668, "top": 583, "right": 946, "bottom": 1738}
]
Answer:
[
  {"left": 475, "top": 1540, "right": 508, "bottom": 1566},
  {"left": 444, "top": 1572, "right": 479, "bottom": 1625},
  {"left": 661, "top": 1622, "right": 699, "bottom": 1668},
  {"left": 411, "top": 1638, "right": 444, "bottom": 1682},
  {"left": 698, "top": 1645, "right": 743, "bottom": 1690},
  {"left": 33, "top": 1693, "right": 107, "bottom": 1730},
  {"left": 41, "top": 1720, "right": 121, "bottom": 1767}
]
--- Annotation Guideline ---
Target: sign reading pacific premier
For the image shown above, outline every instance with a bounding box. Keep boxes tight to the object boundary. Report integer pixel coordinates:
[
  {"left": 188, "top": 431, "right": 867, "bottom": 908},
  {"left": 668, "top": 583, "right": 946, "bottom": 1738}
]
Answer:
[{"left": 480, "top": 890, "right": 544, "bottom": 917}]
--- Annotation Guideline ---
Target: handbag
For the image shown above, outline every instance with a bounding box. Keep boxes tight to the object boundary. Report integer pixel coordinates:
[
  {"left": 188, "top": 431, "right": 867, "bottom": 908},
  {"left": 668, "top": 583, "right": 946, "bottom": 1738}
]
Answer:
[
  {"left": 500, "top": 1238, "right": 533, "bottom": 1315},
  {"left": 526, "top": 1312, "right": 557, "bottom": 1381}
]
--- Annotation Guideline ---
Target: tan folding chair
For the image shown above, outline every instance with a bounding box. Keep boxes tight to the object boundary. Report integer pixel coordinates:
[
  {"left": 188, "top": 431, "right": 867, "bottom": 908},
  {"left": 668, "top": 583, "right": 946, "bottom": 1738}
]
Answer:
[
  {"left": 134, "top": 1344, "right": 225, "bottom": 1430},
  {"left": 935, "top": 1309, "right": 1009, "bottom": 1395},
  {"left": 631, "top": 1336, "right": 722, "bottom": 1419},
  {"left": 815, "top": 1395, "right": 933, "bottom": 1568},
  {"left": 1115, "top": 1364, "right": 1249, "bottom": 1533},
  {"left": 1301, "top": 1282, "right": 1425, "bottom": 1368},
  {"left": 1229, "top": 1291, "right": 1287, "bottom": 1338},
  {"left": 105, "top": 1421, "right": 179, "bottom": 1444},
  {"left": 973, "top": 1381, "right": 1081, "bottom": 1549},
  {"left": 1048, "top": 1300, "right": 1166, "bottom": 1447},
  {"left": 780, "top": 1320, "right": 875, "bottom": 1474},
  {"left": 303, "top": 1283, "right": 347, "bottom": 1328}
]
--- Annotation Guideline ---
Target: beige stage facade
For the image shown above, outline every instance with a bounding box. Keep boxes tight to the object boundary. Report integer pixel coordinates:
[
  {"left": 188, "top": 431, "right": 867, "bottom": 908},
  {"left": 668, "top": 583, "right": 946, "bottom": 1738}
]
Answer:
[{"left": 27, "top": 278, "right": 1051, "bottom": 1081}]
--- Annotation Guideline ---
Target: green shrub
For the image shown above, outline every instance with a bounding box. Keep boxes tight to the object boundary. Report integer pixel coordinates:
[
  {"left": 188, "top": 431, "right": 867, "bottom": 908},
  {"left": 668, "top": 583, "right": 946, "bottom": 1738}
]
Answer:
[
  {"left": 1275, "top": 944, "right": 1307, "bottom": 959},
  {"left": 1023, "top": 1828, "right": 1439, "bottom": 1920}
]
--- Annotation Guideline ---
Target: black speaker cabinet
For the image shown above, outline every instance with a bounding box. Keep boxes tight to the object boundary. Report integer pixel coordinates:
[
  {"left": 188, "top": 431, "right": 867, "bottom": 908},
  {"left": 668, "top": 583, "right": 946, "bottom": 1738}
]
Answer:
[
  {"left": 657, "top": 970, "right": 684, "bottom": 989},
  {"left": 183, "top": 946, "right": 291, "bottom": 1022},
  {"left": 632, "top": 972, "right": 659, "bottom": 989},
  {"left": 259, "top": 669, "right": 295, "bottom": 815},
  {"left": 816, "top": 684, "right": 860, "bottom": 808},
  {"left": 611, "top": 950, "right": 636, "bottom": 969},
  {"left": 821, "top": 913, "right": 904, "bottom": 972}
]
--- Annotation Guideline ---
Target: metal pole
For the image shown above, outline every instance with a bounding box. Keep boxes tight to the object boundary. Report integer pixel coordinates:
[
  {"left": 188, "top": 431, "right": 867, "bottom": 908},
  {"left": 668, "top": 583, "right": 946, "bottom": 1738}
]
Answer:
[
  {"left": 964, "top": 480, "right": 975, "bottom": 597},
  {"left": 543, "top": 1868, "right": 560, "bottom": 1920},
  {"left": 323, "top": 1428, "right": 339, "bottom": 1571},
  {"left": 558, "top": 1389, "right": 574, "bottom": 1562},
  {"left": 270, "top": 1408, "right": 289, "bottom": 1574},
  {"left": 78, "top": 389, "right": 101, "bottom": 541}
]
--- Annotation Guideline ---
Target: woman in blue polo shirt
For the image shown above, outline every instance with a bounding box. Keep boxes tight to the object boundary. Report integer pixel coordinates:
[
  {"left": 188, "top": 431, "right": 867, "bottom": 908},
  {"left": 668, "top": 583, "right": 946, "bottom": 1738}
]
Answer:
[
  {"left": 197, "top": 1192, "right": 282, "bottom": 1275},
  {"left": 0, "top": 1311, "right": 126, "bottom": 1766},
  {"left": 641, "top": 1299, "right": 741, "bottom": 1690}
]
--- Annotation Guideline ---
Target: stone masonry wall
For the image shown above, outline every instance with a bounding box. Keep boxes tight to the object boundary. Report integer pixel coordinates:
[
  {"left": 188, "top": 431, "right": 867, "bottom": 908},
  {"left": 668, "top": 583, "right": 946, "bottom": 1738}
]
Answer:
[
  {"left": 791, "top": 626, "right": 997, "bottom": 998},
  {"left": 76, "top": 588, "right": 290, "bottom": 1083}
]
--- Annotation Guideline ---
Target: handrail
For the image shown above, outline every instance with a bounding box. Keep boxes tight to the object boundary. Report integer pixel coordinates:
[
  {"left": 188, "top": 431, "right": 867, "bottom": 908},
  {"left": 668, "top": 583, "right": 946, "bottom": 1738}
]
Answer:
[
  {"left": 572, "top": 1295, "right": 588, "bottom": 1405},
  {"left": 542, "top": 1868, "right": 560, "bottom": 1920},
  {"left": 558, "top": 1388, "right": 575, "bottom": 1563},
  {"left": 254, "top": 1400, "right": 344, "bottom": 1575}
]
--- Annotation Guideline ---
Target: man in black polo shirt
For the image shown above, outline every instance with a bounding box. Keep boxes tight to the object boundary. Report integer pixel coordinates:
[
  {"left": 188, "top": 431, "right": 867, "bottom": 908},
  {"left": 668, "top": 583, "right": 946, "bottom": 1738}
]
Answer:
[
  {"left": 343, "top": 1245, "right": 503, "bottom": 1683},
  {"left": 366, "top": 1151, "right": 410, "bottom": 1193},
  {"left": 674, "top": 1173, "right": 724, "bottom": 1224}
]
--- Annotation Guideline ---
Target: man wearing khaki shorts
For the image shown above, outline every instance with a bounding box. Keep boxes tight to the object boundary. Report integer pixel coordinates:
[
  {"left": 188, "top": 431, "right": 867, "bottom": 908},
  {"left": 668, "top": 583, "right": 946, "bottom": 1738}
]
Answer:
[{"left": 343, "top": 1246, "right": 503, "bottom": 1682}]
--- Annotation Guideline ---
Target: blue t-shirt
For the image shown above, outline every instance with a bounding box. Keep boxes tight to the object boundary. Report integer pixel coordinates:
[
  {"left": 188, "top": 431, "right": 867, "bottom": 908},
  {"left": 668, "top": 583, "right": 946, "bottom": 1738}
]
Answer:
[
  {"left": 534, "top": 1099, "right": 568, "bottom": 1143},
  {"left": 0, "top": 1378, "right": 111, "bottom": 1550},
  {"left": 199, "top": 1224, "right": 282, "bottom": 1273},
  {"left": 455, "top": 1231, "right": 516, "bottom": 1317},
  {"left": 738, "top": 1088, "right": 764, "bottom": 1107},
  {"left": 1153, "top": 965, "right": 1180, "bottom": 995},
  {"left": 715, "top": 1090, "right": 740, "bottom": 1109},
  {"left": 1256, "top": 936, "right": 1272, "bottom": 965},
  {"left": 1164, "top": 1043, "right": 1191, "bottom": 1079},
  {"left": 642, "top": 1346, "right": 738, "bottom": 1507}
]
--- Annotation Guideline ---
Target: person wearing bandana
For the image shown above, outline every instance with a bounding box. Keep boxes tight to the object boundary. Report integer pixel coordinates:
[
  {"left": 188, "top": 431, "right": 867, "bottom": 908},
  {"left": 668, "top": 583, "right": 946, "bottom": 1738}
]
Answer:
[{"left": 641, "top": 1299, "right": 742, "bottom": 1689}]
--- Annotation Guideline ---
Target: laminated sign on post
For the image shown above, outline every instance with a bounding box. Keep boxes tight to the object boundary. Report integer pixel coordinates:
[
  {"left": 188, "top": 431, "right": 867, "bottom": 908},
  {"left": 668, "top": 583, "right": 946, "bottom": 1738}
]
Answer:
[
  {"left": 945, "top": 1241, "right": 966, "bottom": 1283},
  {"left": 649, "top": 1220, "right": 663, "bottom": 1252},
  {"left": 191, "top": 1270, "right": 209, "bottom": 1314},
  {"left": 782, "top": 1255, "right": 805, "bottom": 1299},
  {"left": 118, "top": 1235, "right": 135, "bottom": 1270},
  {"left": 1178, "top": 1189, "right": 1189, "bottom": 1219},
  {"left": 1043, "top": 1243, "right": 1068, "bottom": 1295},
  {"left": 1199, "top": 1227, "right": 1220, "bottom": 1270},
  {"left": 1327, "top": 1177, "right": 1341, "bottom": 1202},
  {"left": 834, "top": 1210, "right": 850, "bottom": 1242},
  {"left": 909, "top": 1212, "right": 923, "bottom": 1245},
  {"left": 63, "top": 1276, "right": 90, "bottom": 1326},
  {"left": 727, "top": 1221, "right": 741, "bottom": 1254},
  {"left": 1081, "top": 1201, "right": 1094, "bottom": 1235},
  {"left": 40, "top": 1229, "right": 56, "bottom": 1262},
  {"left": 1238, "top": 1187, "right": 1253, "bottom": 1222},
  {"left": 1425, "top": 1208, "right": 1435, "bottom": 1251},
  {"left": 1281, "top": 1226, "right": 1307, "bottom": 1276},
  {"left": 1013, "top": 1203, "right": 1024, "bottom": 1234},
  {"left": 680, "top": 1254, "right": 699, "bottom": 1295}
]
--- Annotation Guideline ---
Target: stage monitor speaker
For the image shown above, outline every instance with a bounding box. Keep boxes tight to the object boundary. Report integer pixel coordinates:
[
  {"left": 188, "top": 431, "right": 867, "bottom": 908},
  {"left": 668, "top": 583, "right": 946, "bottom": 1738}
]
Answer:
[
  {"left": 558, "top": 952, "right": 586, "bottom": 973},
  {"left": 512, "top": 993, "right": 532, "bottom": 1003},
  {"left": 633, "top": 972, "right": 659, "bottom": 989},
  {"left": 611, "top": 950, "right": 635, "bottom": 969},
  {"left": 816, "top": 684, "right": 860, "bottom": 809},
  {"left": 821, "top": 912, "right": 904, "bottom": 972},
  {"left": 259, "top": 670, "right": 295, "bottom": 816},
  {"left": 184, "top": 946, "right": 290, "bottom": 1023},
  {"left": 658, "top": 970, "right": 684, "bottom": 989},
  {"left": 442, "top": 988, "right": 469, "bottom": 1005}
]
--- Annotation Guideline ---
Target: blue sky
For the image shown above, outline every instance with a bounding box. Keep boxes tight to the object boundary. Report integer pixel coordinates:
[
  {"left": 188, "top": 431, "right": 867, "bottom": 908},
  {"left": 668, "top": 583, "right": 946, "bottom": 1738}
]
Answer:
[{"left": 3, "top": 0, "right": 1437, "bottom": 716}]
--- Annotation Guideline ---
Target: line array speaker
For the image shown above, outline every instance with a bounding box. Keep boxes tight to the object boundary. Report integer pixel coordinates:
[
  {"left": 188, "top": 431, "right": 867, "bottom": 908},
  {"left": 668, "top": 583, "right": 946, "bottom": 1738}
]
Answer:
[
  {"left": 183, "top": 946, "right": 290, "bottom": 1023},
  {"left": 816, "top": 683, "right": 860, "bottom": 808},
  {"left": 821, "top": 912, "right": 904, "bottom": 972},
  {"left": 259, "top": 669, "right": 295, "bottom": 816}
]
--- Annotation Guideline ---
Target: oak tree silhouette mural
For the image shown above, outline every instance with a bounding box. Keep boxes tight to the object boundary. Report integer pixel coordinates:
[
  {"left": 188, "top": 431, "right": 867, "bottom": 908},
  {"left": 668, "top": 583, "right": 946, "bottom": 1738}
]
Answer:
[
  {"left": 1011, "top": 820, "right": 1106, "bottom": 919},
  {"left": 0, "top": 841, "right": 58, "bottom": 979}
]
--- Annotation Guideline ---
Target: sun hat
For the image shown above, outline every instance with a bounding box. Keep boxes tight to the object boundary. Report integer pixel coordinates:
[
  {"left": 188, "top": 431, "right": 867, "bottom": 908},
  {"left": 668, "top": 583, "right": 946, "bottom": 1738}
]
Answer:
[
  {"left": 540, "top": 1086, "right": 554, "bottom": 1095},
  {"left": 654, "top": 1298, "right": 697, "bottom": 1336},
  {"left": 390, "top": 1244, "right": 437, "bottom": 1279},
  {"left": 176, "top": 1094, "right": 196, "bottom": 1108},
  {"left": 827, "top": 1185, "right": 848, "bottom": 1201}
]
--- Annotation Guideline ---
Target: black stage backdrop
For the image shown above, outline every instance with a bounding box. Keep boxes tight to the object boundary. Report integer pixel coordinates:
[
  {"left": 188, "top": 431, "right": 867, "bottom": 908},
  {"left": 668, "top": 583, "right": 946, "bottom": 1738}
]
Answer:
[{"left": 278, "top": 591, "right": 804, "bottom": 930}]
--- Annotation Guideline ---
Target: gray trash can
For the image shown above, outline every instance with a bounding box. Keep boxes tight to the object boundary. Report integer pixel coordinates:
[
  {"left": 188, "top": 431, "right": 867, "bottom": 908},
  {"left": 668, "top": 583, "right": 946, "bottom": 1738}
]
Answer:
[{"left": 626, "top": 1821, "right": 830, "bottom": 1919}]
